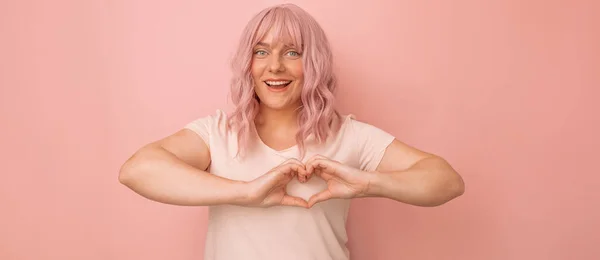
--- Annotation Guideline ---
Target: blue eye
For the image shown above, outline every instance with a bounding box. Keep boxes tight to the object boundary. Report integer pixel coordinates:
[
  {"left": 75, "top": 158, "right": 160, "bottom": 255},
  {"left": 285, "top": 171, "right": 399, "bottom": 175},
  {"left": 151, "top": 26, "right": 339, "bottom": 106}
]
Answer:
[
  {"left": 287, "top": 51, "right": 299, "bottom": 56},
  {"left": 255, "top": 50, "right": 267, "bottom": 56}
]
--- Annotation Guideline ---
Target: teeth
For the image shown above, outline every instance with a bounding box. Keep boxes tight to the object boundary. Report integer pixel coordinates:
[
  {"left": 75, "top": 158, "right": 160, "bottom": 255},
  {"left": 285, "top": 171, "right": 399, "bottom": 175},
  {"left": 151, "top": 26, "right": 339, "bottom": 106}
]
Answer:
[{"left": 265, "top": 81, "right": 291, "bottom": 86}]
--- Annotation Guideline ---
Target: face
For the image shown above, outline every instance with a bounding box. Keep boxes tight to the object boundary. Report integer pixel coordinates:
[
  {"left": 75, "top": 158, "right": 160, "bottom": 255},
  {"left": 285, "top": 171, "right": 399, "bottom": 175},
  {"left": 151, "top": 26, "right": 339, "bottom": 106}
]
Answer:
[{"left": 251, "top": 29, "right": 304, "bottom": 111}]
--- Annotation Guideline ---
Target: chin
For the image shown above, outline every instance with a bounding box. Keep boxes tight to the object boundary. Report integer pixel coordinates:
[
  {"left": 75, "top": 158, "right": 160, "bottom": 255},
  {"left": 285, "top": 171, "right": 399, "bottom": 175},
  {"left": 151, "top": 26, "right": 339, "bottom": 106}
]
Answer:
[
  {"left": 256, "top": 90, "right": 301, "bottom": 111},
  {"left": 259, "top": 100, "right": 300, "bottom": 111}
]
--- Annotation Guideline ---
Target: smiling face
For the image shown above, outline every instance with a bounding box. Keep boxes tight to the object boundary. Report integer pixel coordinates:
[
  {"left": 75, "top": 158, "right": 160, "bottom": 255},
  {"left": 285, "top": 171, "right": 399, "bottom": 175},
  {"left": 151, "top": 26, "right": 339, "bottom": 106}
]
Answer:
[{"left": 251, "top": 29, "right": 304, "bottom": 111}]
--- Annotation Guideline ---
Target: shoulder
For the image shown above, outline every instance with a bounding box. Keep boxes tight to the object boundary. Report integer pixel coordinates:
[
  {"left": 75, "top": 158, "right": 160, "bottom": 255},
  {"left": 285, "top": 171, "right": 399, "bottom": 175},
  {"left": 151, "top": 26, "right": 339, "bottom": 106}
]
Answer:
[
  {"left": 328, "top": 113, "right": 395, "bottom": 149},
  {"left": 183, "top": 109, "right": 230, "bottom": 139},
  {"left": 331, "top": 113, "right": 396, "bottom": 171},
  {"left": 338, "top": 113, "right": 391, "bottom": 137},
  {"left": 344, "top": 113, "right": 396, "bottom": 145}
]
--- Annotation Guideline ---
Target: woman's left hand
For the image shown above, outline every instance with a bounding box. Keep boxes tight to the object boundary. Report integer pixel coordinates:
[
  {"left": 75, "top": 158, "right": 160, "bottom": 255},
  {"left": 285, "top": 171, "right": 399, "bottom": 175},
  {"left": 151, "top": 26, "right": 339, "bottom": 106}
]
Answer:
[{"left": 303, "top": 155, "right": 372, "bottom": 207}]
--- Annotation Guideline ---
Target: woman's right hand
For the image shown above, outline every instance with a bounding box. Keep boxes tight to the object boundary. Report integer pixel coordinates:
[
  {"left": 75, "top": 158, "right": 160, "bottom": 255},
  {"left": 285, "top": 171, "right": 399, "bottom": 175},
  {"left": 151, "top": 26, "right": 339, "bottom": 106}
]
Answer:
[{"left": 244, "top": 159, "right": 309, "bottom": 208}]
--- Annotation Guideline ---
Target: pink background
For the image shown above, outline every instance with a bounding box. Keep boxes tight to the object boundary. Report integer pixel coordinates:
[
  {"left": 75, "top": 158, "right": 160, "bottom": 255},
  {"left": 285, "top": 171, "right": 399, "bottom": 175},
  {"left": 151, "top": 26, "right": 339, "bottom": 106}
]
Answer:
[{"left": 1, "top": 0, "right": 598, "bottom": 259}]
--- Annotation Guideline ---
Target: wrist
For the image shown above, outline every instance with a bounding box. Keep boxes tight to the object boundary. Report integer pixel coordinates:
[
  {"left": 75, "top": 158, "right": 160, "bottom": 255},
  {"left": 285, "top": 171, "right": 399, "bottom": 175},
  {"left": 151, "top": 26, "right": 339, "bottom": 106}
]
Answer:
[
  {"left": 363, "top": 171, "right": 387, "bottom": 197},
  {"left": 227, "top": 180, "right": 251, "bottom": 206}
]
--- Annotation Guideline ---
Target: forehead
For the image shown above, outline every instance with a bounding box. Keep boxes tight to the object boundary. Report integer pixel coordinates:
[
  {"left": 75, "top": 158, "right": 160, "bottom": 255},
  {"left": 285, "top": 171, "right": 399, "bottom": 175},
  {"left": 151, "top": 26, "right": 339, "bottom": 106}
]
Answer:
[
  {"left": 253, "top": 9, "right": 303, "bottom": 49},
  {"left": 255, "top": 28, "right": 300, "bottom": 49}
]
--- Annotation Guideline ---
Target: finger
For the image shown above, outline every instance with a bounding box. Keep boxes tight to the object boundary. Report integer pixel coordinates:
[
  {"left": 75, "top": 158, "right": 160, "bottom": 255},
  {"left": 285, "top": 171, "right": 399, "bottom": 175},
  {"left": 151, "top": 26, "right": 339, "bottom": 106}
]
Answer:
[
  {"left": 319, "top": 171, "right": 334, "bottom": 181},
  {"left": 314, "top": 168, "right": 334, "bottom": 181},
  {"left": 304, "top": 169, "right": 313, "bottom": 181},
  {"left": 305, "top": 155, "right": 327, "bottom": 175},
  {"left": 279, "top": 164, "right": 311, "bottom": 185},
  {"left": 280, "top": 194, "right": 309, "bottom": 208},
  {"left": 293, "top": 163, "right": 309, "bottom": 183},
  {"left": 283, "top": 159, "right": 307, "bottom": 175},
  {"left": 304, "top": 155, "right": 318, "bottom": 174},
  {"left": 280, "top": 163, "right": 302, "bottom": 179},
  {"left": 298, "top": 173, "right": 307, "bottom": 183},
  {"left": 307, "top": 159, "right": 338, "bottom": 177},
  {"left": 307, "top": 190, "right": 333, "bottom": 208},
  {"left": 299, "top": 169, "right": 313, "bottom": 183},
  {"left": 281, "top": 158, "right": 311, "bottom": 182}
]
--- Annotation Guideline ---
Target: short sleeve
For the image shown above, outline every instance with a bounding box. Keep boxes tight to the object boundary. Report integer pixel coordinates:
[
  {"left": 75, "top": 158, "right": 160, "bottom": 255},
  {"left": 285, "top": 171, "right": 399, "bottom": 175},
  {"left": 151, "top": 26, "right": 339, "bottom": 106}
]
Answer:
[
  {"left": 183, "top": 111, "right": 220, "bottom": 148},
  {"left": 349, "top": 118, "right": 396, "bottom": 172}
]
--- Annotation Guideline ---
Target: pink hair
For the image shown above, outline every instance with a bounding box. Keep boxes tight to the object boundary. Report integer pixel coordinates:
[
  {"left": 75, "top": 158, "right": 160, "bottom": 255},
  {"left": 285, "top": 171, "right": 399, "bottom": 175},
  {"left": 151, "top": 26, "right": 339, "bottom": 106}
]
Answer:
[{"left": 227, "top": 3, "right": 340, "bottom": 158}]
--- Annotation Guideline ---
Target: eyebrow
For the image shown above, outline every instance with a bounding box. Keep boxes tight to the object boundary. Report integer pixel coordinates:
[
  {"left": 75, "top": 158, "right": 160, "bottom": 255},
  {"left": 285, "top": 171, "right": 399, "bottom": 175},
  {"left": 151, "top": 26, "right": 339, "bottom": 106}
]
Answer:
[{"left": 255, "top": 42, "right": 297, "bottom": 49}]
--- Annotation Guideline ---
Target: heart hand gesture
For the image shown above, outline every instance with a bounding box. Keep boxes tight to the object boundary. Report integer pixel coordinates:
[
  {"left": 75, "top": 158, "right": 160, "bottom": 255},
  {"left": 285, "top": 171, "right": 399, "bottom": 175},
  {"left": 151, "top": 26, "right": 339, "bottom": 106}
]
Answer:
[
  {"left": 245, "top": 158, "right": 309, "bottom": 208},
  {"left": 303, "top": 155, "right": 372, "bottom": 208}
]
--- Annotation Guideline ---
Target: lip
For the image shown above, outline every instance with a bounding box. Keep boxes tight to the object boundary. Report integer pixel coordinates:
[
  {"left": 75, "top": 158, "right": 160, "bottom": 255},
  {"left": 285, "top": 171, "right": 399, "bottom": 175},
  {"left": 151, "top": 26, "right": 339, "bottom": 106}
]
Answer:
[
  {"left": 266, "top": 86, "right": 289, "bottom": 92},
  {"left": 263, "top": 78, "right": 292, "bottom": 82},
  {"left": 263, "top": 79, "right": 292, "bottom": 92}
]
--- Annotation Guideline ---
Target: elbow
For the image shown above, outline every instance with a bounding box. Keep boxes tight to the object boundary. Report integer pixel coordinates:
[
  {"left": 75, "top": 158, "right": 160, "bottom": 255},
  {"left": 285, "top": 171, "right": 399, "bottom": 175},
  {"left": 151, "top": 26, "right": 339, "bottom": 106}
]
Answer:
[
  {"left": 118, "top": 150, "right": 148, "bottom": 187},
  {"left": 437, "top": 157, "right": 465, "bottom": 198},
  {"left": 446, "top": 171, "right": 465, "bottom": 199},
  {"left": 119, "top": 144, "right": 166, "bottom": 187},
  {"left": 118, "top": 165, "right": 133, "bottom": 186},
  {"left": 118, "top": 159, "right": 138, "bottom": 187},
  {"left": 434, "top": 157, "right": 465, "bottom": 205},
  {"left": 422, "top": 174, "right": 465, "bottom": 207},
  {"left": 454, "top": 176, "right": 465, "bottom": 197},
  {"left": 420, "top": 158, "right": 465, "bottom": 207},
  {"left": 443, "top": 175, "right": 466, "bottom": 204}
]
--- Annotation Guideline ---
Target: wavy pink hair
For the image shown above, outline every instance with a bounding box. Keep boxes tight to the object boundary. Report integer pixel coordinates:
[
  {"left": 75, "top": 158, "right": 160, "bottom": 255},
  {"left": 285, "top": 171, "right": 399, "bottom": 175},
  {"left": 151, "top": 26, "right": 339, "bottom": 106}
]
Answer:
[{"left": 227, "top": 3, "right": 340, "bottom": 158}]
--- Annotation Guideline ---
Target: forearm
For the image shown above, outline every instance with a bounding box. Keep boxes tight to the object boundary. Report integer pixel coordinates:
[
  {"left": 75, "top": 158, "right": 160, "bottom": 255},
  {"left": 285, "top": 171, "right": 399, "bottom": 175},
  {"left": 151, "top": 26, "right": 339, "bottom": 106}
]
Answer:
[
  {"left": 365, "top": 156, "right": 465, "bottom": 207},
  {"left": 119, "top": 146, "right": 248, "bottom": 206}
]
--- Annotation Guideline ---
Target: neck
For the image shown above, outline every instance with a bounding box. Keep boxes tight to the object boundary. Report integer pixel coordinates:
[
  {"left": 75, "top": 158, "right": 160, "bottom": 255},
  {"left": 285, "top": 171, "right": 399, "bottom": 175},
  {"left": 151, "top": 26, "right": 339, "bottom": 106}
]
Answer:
[{"left": 255, "top": 103, "right": 299, "bottom": 130}]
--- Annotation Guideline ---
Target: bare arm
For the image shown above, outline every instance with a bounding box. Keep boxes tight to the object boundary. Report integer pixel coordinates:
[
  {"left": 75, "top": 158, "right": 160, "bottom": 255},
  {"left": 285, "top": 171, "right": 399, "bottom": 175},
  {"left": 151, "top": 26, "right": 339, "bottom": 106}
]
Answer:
[
  {"left": 118, "top": 129, "right": 248, "bottom": 206},
  {"left": 366, "top": 139, "right": 465, "bottom": 207}
]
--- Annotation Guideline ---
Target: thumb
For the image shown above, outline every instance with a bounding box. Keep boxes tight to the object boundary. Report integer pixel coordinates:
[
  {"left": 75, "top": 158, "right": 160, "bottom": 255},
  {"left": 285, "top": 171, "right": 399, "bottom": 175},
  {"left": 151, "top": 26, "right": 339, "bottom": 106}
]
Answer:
[
  {"left": 269, "top": 163, "right": 302, "bottom": 182},
  {"left": 307, "top": 190, "right": 333, "bottom": 208},
  {"left": 280, "top": 194, "right": 309, "bottom": 208}
]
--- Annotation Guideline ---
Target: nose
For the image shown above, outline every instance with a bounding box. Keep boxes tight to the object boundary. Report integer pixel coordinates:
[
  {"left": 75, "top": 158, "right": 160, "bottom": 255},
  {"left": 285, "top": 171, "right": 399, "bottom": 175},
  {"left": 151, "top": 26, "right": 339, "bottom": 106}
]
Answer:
[{"left": 268, "top": 55, "right": 285, "bottom": 73}]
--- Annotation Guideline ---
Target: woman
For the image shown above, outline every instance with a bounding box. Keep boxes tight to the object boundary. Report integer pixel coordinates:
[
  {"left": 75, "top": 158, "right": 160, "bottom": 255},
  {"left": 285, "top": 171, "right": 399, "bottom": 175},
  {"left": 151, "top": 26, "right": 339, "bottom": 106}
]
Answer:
[{"left": 119, "top": 3, "right": 465, "bottom": 260}]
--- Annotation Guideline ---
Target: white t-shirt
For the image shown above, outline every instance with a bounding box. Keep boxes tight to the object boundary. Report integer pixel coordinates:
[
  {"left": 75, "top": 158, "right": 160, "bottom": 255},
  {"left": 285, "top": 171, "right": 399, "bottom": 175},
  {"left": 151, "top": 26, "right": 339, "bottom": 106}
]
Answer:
[{"left": 184, "top": 109, "right": 395, "bottom": 260}]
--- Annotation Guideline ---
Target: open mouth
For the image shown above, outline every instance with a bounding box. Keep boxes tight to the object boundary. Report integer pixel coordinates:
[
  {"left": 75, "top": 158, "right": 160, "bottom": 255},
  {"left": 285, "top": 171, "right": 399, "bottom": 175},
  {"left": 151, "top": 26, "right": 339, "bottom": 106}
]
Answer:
[{"left": 265, "top": 80, "right": 292, "bottom": 89}]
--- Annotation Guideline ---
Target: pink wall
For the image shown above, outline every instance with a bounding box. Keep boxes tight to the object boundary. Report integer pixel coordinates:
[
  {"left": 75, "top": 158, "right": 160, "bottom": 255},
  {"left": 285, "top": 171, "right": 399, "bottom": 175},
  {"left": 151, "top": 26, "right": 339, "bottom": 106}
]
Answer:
[{"left": 1, "top": 0, "right": 598, "bottom": 259}]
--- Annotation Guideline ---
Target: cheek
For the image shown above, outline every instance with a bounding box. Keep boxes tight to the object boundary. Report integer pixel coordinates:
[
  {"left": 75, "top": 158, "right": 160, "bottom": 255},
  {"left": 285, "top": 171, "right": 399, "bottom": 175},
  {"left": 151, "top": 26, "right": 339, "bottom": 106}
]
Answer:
[
  {"left": 251, "top": 62, "right": 265, "bottom": 81},
  {"left": 293, "top": 69, "right": 304, "bottom": 86},
  {"left": 290, "top": 62, "right": 304, "bottom": 79}
]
